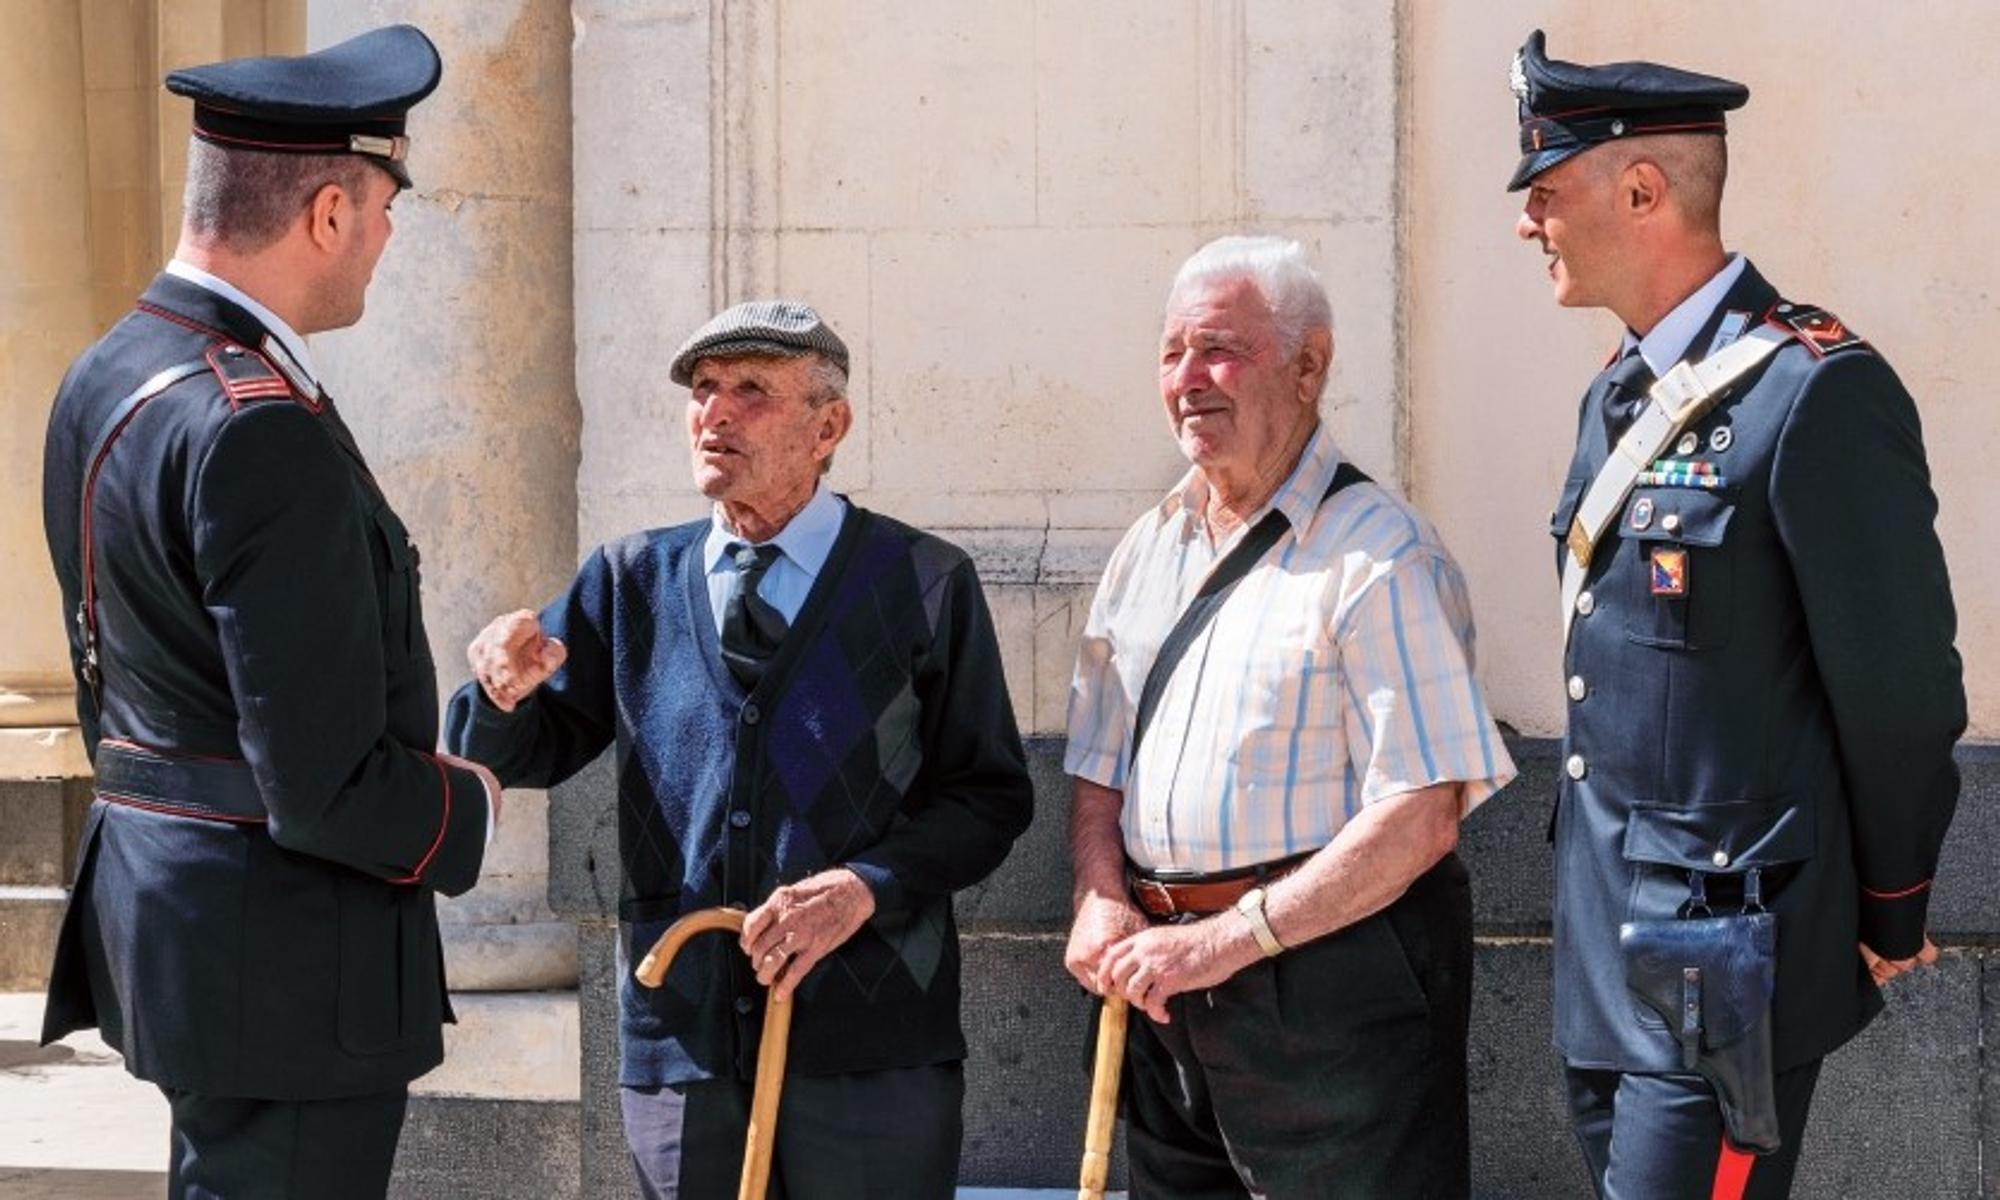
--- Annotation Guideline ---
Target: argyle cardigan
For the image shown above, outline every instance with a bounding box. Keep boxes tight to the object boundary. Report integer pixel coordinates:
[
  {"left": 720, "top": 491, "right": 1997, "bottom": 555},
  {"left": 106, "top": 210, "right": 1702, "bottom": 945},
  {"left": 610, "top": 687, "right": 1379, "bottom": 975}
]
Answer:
[{"left": 446, "top": 506, "right": 1033, "bottom": 1085}]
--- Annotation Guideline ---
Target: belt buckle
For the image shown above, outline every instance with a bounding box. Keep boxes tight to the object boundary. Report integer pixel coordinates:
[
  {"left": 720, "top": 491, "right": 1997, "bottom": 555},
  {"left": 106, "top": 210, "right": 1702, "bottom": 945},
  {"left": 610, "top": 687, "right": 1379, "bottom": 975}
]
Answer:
[{"left": 1129, "top": 876, "right": 1175, "bottom": 916}]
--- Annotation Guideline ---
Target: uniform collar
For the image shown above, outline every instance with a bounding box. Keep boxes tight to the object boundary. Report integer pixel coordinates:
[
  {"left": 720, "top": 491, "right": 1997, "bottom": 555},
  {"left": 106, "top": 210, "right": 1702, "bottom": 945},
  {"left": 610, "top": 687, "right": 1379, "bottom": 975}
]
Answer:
[
  {"left": 703, "top": 481, "right": 847, "bottom": 577},
  {"left": 1162, "top": 421, "right": 1344, "bottom": 539},
  {"left": 1623, "top": 252, "right": 1747, "bottom": 375},
  {"left": 162, "top": 260, "right": 319, "bottom": 394}
]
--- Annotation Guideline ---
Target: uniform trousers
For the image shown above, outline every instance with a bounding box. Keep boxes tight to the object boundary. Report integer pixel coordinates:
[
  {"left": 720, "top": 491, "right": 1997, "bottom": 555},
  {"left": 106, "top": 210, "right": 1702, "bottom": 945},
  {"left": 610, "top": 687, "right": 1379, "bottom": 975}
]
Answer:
[
  {"left": 621, "top": 1061, "right": 963, "bottom": 1199},
  {"left": 1564, "top": 1060, "right": 1823, "bottom": 1200},
  {"left": 160, "top": 1085, "right": 408, "bottom": 1199},
  {"left": 1122, "top": 854, "right": 1473, "bottom": 1199}
]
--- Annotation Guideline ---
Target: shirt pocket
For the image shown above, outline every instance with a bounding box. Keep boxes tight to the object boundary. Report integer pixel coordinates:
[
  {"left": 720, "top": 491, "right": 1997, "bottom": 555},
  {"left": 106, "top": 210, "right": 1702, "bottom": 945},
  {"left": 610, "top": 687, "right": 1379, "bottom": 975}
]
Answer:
[{"left": 1615, "top": 487, "right": 1737, "bottom": 650}]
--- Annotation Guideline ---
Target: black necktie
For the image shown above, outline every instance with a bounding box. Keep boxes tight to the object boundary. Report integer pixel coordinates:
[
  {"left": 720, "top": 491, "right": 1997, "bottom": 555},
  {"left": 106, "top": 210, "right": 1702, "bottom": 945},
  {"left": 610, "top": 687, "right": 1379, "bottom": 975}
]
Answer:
[
  {"left": 1600, "top": 349, "right": 1657, "bottom": 443},
  {"left": 720, "top": 543, "right": 787, "bottom": 689}
]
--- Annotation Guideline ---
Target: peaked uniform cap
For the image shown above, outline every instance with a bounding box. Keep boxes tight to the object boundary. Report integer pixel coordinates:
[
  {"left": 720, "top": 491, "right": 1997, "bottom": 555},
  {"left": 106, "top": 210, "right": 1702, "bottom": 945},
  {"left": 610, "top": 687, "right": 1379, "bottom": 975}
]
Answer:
[
  {"left": 1507, "top": 29, "right": 1748, "bottom": 192},
  {"left": 164, "top": 24, "right": 442, "bottom": 188}
]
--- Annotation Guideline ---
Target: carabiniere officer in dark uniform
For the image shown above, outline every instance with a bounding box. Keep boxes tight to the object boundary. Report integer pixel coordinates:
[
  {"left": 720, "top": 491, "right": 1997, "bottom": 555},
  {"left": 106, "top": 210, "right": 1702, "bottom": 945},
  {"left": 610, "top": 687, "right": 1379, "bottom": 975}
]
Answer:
[
  {"left": 1510, "top": 30, "right": 1965, "bottom": 1200},
  {"left": 38, "top": 26, "right": 498, "bottom": 1198}
]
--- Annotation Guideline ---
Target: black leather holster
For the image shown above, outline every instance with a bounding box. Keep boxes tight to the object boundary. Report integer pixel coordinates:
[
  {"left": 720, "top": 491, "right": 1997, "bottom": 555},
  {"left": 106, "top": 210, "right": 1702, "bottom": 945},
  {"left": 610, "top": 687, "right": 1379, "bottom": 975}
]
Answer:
[{"left": 1619, "top": 869, "right": 1780, "bottom": 1154}]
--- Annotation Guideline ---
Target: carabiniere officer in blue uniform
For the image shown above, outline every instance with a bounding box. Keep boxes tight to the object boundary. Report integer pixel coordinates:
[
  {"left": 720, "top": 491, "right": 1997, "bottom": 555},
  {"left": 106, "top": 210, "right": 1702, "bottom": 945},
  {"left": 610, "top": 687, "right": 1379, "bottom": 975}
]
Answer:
[
  {"left": 1510, "top": 30, "right": 1966, "bottom": 1200},
  {"left": 39, "top": 26, "right": 499, "bottom": 1198}
]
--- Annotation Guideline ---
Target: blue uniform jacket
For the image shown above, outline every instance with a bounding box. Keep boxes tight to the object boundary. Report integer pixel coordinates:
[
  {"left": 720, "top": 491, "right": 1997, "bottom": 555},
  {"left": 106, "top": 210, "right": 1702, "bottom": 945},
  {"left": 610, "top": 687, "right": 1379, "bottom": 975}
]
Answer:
[
  {"left": 1548, "top": 261, "right": 1964, "bottom": 1073},
  {"left": 38, "top": 273, "right": 489, "bottom": 1099}
]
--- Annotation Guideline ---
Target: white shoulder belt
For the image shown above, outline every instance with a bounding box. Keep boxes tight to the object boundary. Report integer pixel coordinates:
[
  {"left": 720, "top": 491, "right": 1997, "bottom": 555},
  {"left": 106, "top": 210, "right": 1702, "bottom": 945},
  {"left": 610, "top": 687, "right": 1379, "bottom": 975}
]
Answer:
[{"left": 1559, "top": 325, "right": 1791, "bottom": 645}]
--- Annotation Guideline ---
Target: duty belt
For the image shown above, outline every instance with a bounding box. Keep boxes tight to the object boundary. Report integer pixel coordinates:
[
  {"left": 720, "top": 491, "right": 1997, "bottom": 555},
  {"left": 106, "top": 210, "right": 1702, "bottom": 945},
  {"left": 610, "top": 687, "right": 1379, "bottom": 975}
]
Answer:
[{"left": 94, "top": 739, "right": 268, "bottom": 825}]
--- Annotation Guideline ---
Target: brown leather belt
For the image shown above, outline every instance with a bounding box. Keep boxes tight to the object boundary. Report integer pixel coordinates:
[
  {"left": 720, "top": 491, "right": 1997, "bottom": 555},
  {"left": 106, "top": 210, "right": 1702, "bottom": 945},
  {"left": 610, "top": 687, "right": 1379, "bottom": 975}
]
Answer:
[{"left": 1127, "top": 851, "right": 1315, "bottom": 918}]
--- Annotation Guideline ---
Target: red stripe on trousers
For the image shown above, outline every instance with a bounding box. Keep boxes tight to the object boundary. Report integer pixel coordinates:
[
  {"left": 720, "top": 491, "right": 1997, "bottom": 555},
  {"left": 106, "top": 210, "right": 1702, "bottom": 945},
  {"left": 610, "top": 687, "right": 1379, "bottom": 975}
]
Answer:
[{"left": 1711, "top": 1141, "right": 1755, "bottom": 1200}]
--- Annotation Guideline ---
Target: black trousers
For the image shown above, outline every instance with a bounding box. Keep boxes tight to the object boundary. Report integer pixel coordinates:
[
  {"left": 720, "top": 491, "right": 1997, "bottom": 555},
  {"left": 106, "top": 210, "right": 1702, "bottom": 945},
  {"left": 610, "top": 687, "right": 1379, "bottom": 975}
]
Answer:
[
  {"left": 621, "top": 1062, "right": 963, "bottom": 1200},
  {"left": 1564, "top": 1060, "right": 1824, "bottom": 1200},
  {"left": 160, "top": 1086, "right": 408, "bottom": 1199},
  {"left": 1123, "top": 854, "right": 1473, "bottom": 1199}
]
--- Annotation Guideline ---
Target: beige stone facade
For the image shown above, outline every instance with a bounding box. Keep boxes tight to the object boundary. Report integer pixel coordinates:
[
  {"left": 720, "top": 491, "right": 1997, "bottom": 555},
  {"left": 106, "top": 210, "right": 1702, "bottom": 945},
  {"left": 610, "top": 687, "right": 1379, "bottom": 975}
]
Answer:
[{"left": 2, "top": 0, "right": 1993, "bottom": 1158}]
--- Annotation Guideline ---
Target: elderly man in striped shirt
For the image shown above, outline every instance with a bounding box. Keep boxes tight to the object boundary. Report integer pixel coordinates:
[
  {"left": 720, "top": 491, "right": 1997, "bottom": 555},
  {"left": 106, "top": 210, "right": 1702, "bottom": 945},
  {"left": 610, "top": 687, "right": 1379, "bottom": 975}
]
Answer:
[{"left": 1063, "top": 235, "right": 1516, "bottom": 1198}]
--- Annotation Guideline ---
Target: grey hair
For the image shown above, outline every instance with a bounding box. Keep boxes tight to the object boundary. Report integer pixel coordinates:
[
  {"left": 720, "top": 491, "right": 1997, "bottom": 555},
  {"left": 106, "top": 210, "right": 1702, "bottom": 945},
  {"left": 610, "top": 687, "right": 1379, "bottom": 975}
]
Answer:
[
  {"left": 803, "top": 352, "right": 848, "bottom": 474},
  {"left": 182, "top": 138, "right": 378, "bottom": 252},
  {"left": 1168, "top": 235, "right": 1335, "bottom": 355},
  {"left": 803, "top": 353, "right": 848, "bottom": 409}
]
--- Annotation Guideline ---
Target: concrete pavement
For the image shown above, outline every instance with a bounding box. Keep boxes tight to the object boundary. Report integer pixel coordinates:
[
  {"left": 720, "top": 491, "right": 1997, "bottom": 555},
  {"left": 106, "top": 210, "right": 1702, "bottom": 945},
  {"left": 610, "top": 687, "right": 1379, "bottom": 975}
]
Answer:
[{"left": 0, "top": 993, "right": 1105, "bottom": 1198}]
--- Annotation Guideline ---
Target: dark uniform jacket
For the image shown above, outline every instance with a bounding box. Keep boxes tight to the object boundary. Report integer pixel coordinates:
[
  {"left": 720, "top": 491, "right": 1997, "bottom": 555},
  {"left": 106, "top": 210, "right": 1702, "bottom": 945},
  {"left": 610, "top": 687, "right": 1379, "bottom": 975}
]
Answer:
[
  {"left": 1548, "top": 260, "right": 1964, "bottom": 1073},
  {"left": 38, "top": 272, "right": 489, "bottom": 1100}
]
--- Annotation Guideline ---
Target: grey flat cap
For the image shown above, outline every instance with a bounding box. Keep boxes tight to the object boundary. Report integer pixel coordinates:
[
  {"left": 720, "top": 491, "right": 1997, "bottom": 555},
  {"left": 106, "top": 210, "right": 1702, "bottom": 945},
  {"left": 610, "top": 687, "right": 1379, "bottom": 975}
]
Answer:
[{"left": 668, "top": 299, "right": 850, "bottom": 387}]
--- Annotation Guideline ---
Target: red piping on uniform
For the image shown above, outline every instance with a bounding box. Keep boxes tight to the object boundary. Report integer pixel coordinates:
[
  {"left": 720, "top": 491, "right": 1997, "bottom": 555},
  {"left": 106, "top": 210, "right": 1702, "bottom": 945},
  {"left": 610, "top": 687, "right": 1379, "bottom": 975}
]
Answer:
[
  {"left": 1862, "top": 879, "right": 1932, "bottom": 900},
  {"left": 136, "top": 301, "right": 230, "bottom": 340},
  {"left": 194, "top": 128, "right": 349, "bottom": 153},
  {"left": 1711, "top": 1140, "right": 1755, "bottom": 1200},
  {"left": 391, "top": 754, "right": 454, "bottom": 885},
  {"left": 1628, "top": 120, "right": 1727, "bottom": 135},
  {"left": 98, "top": 790, "right": 266, "bottom": 826},
  {"left": 1537, "top": 105, "right": 1613, "bottom": 120},
  {"left": 80, "top": 395, "right": 173, "bottom": 652}
]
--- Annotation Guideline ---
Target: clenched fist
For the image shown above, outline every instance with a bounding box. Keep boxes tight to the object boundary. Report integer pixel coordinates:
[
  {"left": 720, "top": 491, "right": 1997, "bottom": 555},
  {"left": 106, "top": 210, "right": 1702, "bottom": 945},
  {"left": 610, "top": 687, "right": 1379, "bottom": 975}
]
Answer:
[{"left": 467, "top": 610, "right": 567, "bottom": 712}]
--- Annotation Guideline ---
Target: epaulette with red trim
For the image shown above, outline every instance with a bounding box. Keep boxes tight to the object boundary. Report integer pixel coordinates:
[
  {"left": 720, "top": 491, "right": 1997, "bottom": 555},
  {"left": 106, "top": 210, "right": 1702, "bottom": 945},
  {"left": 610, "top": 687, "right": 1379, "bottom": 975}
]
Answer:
[
  {"left": 1769, "top": 302, "right": 1868, "bottom": 359},
  {"left": 204, "top": 341, "right": 298, "bottom": 409}
]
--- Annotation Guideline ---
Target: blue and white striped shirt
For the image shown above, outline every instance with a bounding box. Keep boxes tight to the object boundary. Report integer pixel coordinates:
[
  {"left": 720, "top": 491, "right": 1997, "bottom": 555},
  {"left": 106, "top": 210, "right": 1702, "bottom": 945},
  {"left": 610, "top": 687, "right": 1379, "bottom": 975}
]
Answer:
[{"left": 1064, "top": 425, "right": 1515, "bottom": 872}]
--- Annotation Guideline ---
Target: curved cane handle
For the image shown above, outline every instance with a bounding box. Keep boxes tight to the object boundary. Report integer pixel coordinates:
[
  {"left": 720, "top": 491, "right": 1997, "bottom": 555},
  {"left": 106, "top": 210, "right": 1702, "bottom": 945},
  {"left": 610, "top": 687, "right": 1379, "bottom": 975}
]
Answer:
[{"left": 634, "top": 906, "right": 747, "bottom": 988}]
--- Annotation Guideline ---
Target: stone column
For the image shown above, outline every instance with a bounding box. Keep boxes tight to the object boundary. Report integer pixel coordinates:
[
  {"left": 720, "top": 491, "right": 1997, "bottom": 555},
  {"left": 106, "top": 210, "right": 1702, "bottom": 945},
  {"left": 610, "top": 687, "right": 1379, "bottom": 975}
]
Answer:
[
  {"left": 0, "top": 3, "right": 97, "bottom": 990},
  {"left": 0, "top": 1, "right": 94, "bottom": 766},
  {"left": 306, "top": 0, "right": 579, "bottom": 1000}
]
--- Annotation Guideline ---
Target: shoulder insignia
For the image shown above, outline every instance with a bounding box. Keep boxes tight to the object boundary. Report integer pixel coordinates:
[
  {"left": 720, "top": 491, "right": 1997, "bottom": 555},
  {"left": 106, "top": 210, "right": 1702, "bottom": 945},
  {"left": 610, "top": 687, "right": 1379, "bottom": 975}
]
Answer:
[
  {"left": 204, "top": 342, "right": 297, "bottom": 409},
  {"left": 1769, "top": 303, "right": 1868, "bottom": 359}
]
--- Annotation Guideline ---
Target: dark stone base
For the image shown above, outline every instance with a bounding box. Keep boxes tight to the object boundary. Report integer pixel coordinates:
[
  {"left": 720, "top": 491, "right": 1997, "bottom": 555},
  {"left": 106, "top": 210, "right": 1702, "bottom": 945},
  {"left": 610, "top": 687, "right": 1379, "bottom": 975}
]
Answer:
[{"left": 390, "top": 1095, "right": 582, "bottom": 1200}]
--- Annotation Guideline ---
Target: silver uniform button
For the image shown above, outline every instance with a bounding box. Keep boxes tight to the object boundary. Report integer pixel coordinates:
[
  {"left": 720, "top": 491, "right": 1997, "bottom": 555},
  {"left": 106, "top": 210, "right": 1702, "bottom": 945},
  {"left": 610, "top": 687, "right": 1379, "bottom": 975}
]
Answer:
[
  {"left": 1710, "top": 426, "right": 1734, "bottom": 453},
  {"left": 1662, "top": 513, "right": 1683, "bottom": 534},
  {"left": 1576, "top": 590, "right": 1596, "bottom": 616},
  {"left": 1676, "top": 432, "right": 1700, "bottom": 456},
  {"left": 1711, "top": 849, "right": 1731, "bottom": 868},
  {"left": 1565, "top": 754, "right": 1587, "bottom": 780},
  {"left": 1567, "top": 675, "right": 1587, "bottom": 701}
]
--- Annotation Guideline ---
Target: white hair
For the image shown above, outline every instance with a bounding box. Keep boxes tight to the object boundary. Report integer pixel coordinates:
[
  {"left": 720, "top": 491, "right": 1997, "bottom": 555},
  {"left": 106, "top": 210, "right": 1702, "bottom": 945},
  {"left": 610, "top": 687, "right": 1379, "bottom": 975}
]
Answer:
[{"left": 1167, "top": 235, "right": 1335, "bottom": 355}]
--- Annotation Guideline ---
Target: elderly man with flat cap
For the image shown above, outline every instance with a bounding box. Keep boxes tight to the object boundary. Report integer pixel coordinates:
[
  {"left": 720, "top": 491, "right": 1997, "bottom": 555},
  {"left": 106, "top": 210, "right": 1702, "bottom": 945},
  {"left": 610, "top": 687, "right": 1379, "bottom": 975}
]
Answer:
[
  {"left": 38, "top": 24, "right": 499, "bottom": 1199},
  {"left": 1511, "top": 29, "right": 1964, "bottom": 1199},
  {"left": 447, "top": 300, "right": 1033, "bottom": 1198}
]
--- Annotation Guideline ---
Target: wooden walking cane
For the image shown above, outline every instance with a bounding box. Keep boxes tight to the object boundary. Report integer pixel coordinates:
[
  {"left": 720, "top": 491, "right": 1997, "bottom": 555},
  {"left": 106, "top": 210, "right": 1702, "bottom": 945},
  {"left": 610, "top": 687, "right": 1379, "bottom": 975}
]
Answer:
[
  {"left": 1077, "top": 993, "right": 1129, "bottom": 1200},
  {"left": 634, "top": 907, "right": 791, "bottom": 1200}
]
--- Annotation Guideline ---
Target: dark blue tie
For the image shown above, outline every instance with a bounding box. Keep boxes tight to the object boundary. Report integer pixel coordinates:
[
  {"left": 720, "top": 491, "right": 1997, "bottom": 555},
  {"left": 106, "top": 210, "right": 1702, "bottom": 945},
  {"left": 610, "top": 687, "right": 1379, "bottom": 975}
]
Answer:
[
  {"left": 1601, "top": 348, "right": 1657, "bottom": 443},
  {"left": 720, "top": 543, "right": 787, "bottom": 689}
]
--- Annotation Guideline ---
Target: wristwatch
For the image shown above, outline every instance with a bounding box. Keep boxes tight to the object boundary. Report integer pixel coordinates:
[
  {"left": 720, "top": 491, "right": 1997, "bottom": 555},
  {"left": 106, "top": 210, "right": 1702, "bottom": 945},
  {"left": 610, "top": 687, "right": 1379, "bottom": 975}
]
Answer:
[{"left": 1235, "top": 886, "right": 1286, "bottom": 957}]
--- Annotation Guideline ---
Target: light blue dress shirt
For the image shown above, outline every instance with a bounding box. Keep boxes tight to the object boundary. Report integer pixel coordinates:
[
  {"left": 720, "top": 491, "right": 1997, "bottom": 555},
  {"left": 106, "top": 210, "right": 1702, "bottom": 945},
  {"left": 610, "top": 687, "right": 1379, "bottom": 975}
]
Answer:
[
  {"left": 702, "top": 482, "right": 848, "bottom": 635},
  {"left": 1622, "top": 252, "right": 1748, "bottom": 375}
]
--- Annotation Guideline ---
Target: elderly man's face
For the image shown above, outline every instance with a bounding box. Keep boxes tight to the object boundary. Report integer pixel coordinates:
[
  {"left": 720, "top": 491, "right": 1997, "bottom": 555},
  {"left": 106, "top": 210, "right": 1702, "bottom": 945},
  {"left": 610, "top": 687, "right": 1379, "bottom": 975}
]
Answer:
[
  {"left": 1158, "top": 277, "right": 1312, "bottom": 477},
  {"left": 685, "top": 354, "right": 847, "bottom": 508}
]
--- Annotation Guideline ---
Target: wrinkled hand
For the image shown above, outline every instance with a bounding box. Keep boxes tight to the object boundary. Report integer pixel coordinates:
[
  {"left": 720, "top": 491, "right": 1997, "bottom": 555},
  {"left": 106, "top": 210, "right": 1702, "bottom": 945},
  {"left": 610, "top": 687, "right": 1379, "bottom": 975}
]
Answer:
[
  {"left": 1100, "top": 918, "right": 1261, "bottom": 1025},
  {"left": 468, "top": 610, "right": 567, "bottom": 713},
  {"left": 1860, "top": 936, "right": 1939, "bottom": 987},
  {"left": 435, "top": 751, "right": 502, "bottom": 829},
  {"left": 741, "top": 869, "right": 877, "bottom": 1001},
  {"left": 1064, "top": 893, "right": 1149, "bottom": 995}
]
